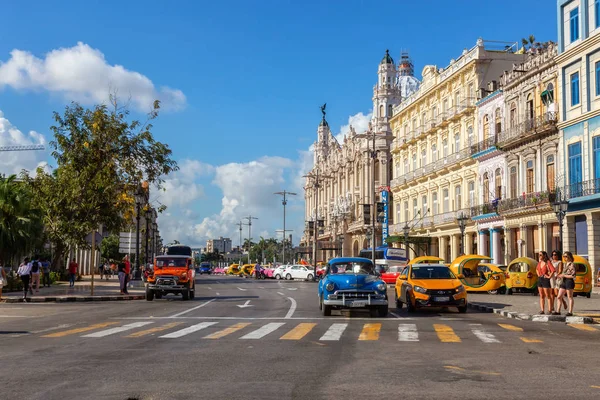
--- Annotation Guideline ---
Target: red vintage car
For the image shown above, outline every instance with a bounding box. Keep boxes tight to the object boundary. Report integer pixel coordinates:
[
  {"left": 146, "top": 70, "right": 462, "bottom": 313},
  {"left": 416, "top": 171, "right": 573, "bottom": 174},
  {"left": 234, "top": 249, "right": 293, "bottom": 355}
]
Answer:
[{"left": 380, "top": 265, "right": 405, "bottom": 285}]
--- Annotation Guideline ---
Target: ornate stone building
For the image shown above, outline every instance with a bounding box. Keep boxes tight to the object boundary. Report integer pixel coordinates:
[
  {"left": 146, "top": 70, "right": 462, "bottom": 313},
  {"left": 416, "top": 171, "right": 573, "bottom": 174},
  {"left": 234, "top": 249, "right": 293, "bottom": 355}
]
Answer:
[{"left": 301, "top": 51, "right": 420, "bottom": 262}]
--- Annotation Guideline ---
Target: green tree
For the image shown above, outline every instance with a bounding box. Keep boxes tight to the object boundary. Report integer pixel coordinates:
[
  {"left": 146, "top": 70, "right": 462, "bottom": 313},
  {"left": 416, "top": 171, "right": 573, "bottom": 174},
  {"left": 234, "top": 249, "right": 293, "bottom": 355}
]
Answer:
[
  {"left": 0, "top": 175, "right": 44, "bottom": 266},
  {"left": 24, "top": 98, "right": 178, "bottom": 269},
  {"left": 99, "top": 234, "right": 121, "bottom": 262}
]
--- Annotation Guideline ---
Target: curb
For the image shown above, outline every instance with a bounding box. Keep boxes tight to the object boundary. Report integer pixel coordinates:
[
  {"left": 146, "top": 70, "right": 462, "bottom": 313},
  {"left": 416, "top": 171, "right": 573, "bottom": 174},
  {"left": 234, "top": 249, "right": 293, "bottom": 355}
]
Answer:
[
  {"left": 468, "top": 302, "right": 594, "bottom": 324},
  {"left": 1, "top": 295, "right": 144, "bottom": 303}
]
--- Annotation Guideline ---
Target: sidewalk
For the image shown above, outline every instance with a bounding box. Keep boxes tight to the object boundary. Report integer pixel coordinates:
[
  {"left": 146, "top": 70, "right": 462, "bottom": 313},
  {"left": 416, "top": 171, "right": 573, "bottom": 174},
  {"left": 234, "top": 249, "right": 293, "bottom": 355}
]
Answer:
[
  {"left": 468, "top": 287, "right": 600, "bottom": 324},
  {"left": 1, "top": 275, "right": 145, "bottom": 303}
]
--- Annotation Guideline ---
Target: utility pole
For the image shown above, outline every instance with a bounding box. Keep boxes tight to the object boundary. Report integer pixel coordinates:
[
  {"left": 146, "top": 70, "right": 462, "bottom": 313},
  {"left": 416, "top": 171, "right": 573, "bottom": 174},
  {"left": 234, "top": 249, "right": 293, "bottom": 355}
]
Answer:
[
  {"left": 235, "top": 221, "right": 243, "bottom": 264},
  {"left": 244, "top": 215, "right": 258, "bottom": 261},
  {"left": 303, "top": 168, "right": 332, "bottom": 279},
  {"left": 274, "top": 190, "right": 297, "bottom": 264}
]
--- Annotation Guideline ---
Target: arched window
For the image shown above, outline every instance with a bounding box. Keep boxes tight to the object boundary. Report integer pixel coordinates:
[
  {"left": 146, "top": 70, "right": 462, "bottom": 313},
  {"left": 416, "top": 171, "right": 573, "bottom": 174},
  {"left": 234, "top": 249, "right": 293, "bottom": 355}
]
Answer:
[
  {"left": 432, "top": 192, "right": 438, "bottom": 214},
  {"left": 468, "top": 181, "right": 475, "bottom": 206},
  {"left": 495, "top": 168, "right": 502, "bottom": 199},
  {"left": 421, "top": 149, "right": 427, "bottom": 167},
  {"left": 483, "top": 115, "right": 490, "bottom": 141},
  {"left": 467, "top": 126, "right": 474, "bottom": 145},
  {"left": 526, "top": 93, "right": 534, "bottom": 120},
  {"left": 443, "top": 139, "right": 448, "bottom": 158},
  {"left": 443, "top": 189, "right": 449, "bottom": 212},
  {"left": 454, "top": 91, "right": 461, "bottom": 108},
  {"left": 526, "top": 160, "right": 534, "bottom": 193},
  {"left": 404, "top": 201, "right": 409, "bottom": 222},
  {"left": 388, "top": 104, "right": 393, "bottom": 117},
  {"left": 494, "top": 108, "right": 501, "bottom": 136},
  {"left": 455, "top": 185, "right": 462, "bottom": 210},
  {"left": 510, "top": 166, "right": 517, "bottom": 198},
  {"left": 546, "top": 155, "right": 555, "bottom": 191},
  {"left": 404, "top": 157, "right": 409, "bottom": 174},
  {"left": 483, "top": 173, "right": 490, "bottom": 203},
  {"left": 422, "top": 195, "right": 428, "bottom": 216},
  {"left": 454, "top": 134, "right": 460, "bottom": 153},
  {"left": 510, "top": 102, "right": 517, "bottom": 128},
  {"left": 432, "top": 144, "right": 437, "bottom": 162},
  {"left": 395, "top": 163, "right": 400, "bottom": 179},
  {"left": 412, "top": 153, "right": 417, "bottom": 171},
  {"left": 379, "top": 104, "right": 384, "bottom": 117},
  {"left": 413, "top": 198, "right": 418, "bottom": 219}
]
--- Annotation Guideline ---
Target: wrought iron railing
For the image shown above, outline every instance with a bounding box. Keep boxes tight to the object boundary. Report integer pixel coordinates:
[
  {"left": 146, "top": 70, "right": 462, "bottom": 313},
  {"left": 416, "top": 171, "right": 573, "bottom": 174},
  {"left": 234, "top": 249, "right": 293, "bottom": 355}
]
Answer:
[
  {"left": 558, "top": 178, "right": 600, "bottom": 200},
  {"left": 496, "top": 112, "right": 557, "bottom": 146},
  {"left": 470, "top": 136, "right": 499, "bottom": 155},
  {"left": 470, "top": 202, "right": 499, "bottom": 217},
  {"left": 497, "top": 190, "right": 556, "bottom": 213}
]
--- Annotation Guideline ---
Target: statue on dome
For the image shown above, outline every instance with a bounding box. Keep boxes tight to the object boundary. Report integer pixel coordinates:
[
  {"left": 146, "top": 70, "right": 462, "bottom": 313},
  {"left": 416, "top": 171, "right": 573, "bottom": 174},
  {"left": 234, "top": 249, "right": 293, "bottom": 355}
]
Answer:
[{"left": 320, "top": 103, "right": 327, "bottom": 118}]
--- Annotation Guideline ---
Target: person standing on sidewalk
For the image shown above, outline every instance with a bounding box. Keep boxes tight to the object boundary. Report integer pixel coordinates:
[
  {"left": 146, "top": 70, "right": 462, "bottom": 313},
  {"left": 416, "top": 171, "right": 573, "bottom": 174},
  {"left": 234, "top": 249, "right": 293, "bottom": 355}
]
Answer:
[
  {"left": 41, "top": 258, "right": 52, "bottom": 287},
  {"left": 124, "top": 255, "right": 131, "bottom": 294},
  {"left": 556, "top": 251, "right": 577, "bottom": 316},
  {"left": 30, "top": 256, "right": 41, "bottom": 293},
  {"left": 536, "top": 251, "right": 555, "bottom": 315},
  {"left": 68, "top": 259, "right": 78, "bottom": 287},
  {"left": 17, "top": 257, "right": 32, "bottom": 300},
  {"left": 550, "top": 250, "right": 567, "bottom": 313}
]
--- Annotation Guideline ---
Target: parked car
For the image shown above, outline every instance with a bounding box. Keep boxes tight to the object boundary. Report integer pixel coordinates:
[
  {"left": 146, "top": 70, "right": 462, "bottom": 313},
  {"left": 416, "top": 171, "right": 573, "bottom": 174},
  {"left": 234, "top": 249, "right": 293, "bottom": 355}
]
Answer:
[
  {"left": 198, "top": 263, "right": 212, "bottom": 275},
  {"left": 380, "top": 265, "right": 405, "bottom": 285},
  {"left": 283, "top": 265, "right": 314, "bottom": 281},
  {"left": 273, "top": 265, "right": 288, "bottom": 280},
  {"left": 318, "top": 257, "right": 388, "bottom": 317}
]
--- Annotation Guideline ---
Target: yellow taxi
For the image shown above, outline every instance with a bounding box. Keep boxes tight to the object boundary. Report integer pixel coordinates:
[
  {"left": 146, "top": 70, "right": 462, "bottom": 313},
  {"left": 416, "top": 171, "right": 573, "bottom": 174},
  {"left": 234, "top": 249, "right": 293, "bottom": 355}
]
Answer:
[
  {"left": 226, "top": 264, "right": 242, "bottom": 275},
  {"left": 448, "top": 255, "right": 505, "bottom": 294},
  {"left": 573, "top": 255, "right": 593, "bottom": 298},
  {"left": 240, "top": 263, "right": 255, "bottom": 276},
  {"left": 395, "top": 263, "right": 467, "bottom": 313}
]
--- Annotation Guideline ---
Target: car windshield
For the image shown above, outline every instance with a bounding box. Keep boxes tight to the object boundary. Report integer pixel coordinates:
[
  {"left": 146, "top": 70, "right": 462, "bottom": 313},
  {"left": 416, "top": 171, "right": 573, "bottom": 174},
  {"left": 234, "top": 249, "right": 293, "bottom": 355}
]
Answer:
[
  {"left": 508, "top": 262, "right": 529, "bottom": 273},
  {"left": 411, "top": 266, "right": 455, "bottom": 279},
  {"left": 156, "top": 258, "right": 187, "bottom": 267},
  {"left": 329, "top": 261, "right": 374, "bottom": 275}
]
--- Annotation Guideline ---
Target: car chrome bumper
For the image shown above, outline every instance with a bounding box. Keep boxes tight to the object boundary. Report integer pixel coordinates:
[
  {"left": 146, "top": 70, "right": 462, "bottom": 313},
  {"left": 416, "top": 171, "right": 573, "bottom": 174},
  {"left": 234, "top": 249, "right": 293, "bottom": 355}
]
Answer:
[
  {"left": 324, "top": 293, "right": 387, "bottom": 307},
  {"left": 148, "top": 284, "right": 187, "bottom": 291},
  {"left": 415, "top": 298, "right": 466, "bottom": 307}
]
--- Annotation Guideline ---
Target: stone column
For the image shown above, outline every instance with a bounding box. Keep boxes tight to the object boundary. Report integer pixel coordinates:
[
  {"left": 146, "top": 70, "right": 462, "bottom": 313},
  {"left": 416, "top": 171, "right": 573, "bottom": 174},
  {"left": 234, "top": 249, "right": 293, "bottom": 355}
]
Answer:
[
  {"left": 504, "top": 228, "right": 513, "bottom": 263},
  {"left": 563, "top": 215, "right": 577, "bottom": 254},
  {"left": 439, "top": 236, "right": 448, "bottom": 261},
  {"left": 450, "top": 234, "right": 459, "bottom": 261},
  {"left": 478, "top": 230, "right": 487, "bottom": 256},
  {"left": 521, "top": 225, "right": 530, "bottom": 258},
  {"left": 465, "top": 231, "right": 473, "bottom": 256},
  {"left": 587, "top": 211, "right": 600, "bottom": 284},
  {"left": 491, "top": 228, "right": 502, "bottom": 264},
  {"left": 538, "top": 222, "right": 544, "bottom": 255}
]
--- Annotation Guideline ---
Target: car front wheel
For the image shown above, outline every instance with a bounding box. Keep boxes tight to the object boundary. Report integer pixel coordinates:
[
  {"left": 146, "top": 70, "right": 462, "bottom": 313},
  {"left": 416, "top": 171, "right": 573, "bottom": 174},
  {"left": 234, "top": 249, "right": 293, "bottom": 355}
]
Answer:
[
  {"left": 275, "top": 274, "right": 281, "bottom": 280},
  {"left": 306, "top": 274, "right": 314, "bottom": 281},
  {"left": 321, "top": 295, "right": 331, "bottom": 316},
  {"left": 286, "top": 273, "right": 292, "bottom": 280}
]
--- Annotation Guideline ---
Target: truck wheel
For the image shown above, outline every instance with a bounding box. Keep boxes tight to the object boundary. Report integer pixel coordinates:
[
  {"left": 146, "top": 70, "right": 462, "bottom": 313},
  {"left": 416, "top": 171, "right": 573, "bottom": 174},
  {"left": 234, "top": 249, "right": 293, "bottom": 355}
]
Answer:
[
  {"left": 182, "top": 288, "right": 190, "bottom": 301},
  {"left": 145, "top": 288, "right": 154, "bottom": 301}
]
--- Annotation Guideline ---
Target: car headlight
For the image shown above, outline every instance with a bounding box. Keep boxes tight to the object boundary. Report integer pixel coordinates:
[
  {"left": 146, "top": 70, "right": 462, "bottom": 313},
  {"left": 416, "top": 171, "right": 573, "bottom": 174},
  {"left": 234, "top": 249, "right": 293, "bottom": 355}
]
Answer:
[
  {"left": 414, "top": 286, "right": 427, "bottom": 294},
  {"left": 325, "top": 282, "right": 335, "bottom": 291},
  {"left": 455, "top": 285, "right": 465, "bottom": 293},
  {"left": 377, "top": 283, "right": 386, "bottom": 292}
]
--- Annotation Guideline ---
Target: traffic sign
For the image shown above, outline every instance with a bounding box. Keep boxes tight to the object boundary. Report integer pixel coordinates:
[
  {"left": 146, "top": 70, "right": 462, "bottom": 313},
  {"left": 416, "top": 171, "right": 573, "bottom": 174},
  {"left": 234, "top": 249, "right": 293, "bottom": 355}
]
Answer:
[{"left": 85, "top": 232, "right": 103, "bottom": 245}]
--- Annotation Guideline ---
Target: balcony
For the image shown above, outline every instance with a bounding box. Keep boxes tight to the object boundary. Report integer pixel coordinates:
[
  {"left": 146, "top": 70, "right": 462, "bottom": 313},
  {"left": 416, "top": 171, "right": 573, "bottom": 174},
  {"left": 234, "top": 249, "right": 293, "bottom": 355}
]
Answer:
[
  {"left": 497, "top": 190, "right": 556, "bottom": 217},
  {"left": 496, "top": 112, "right": 557, "bottom": 149},
  {"left": 470, "top": 136, "right": 500, "bottom": 159},
  {"left": 469, "top": 202, "right": 499, "bottom": 219},
  {"left": 558, "top": 178, "right": 600, "bottom": 201}
]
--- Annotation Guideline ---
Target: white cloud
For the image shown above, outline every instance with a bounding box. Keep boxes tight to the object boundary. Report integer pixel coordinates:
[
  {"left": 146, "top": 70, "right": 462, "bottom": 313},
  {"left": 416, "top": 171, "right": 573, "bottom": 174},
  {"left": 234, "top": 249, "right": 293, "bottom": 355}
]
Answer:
[
  {"left": 0, "top": 109, "right": 47, "bottom": 175},
  {"left": 0, "top": 42, "right": 186, "bottom": 111},
  {"left": 333, "top": 111, "right": 372, "bottom": 143},
  {"left": 158, "top": 159, "right": 214, "bottom": 208}
]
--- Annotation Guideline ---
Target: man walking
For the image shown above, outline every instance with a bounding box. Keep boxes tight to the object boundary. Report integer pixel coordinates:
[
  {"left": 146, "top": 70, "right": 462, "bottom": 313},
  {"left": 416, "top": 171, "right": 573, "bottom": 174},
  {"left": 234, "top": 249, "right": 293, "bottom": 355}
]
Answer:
[
  {"left": 30, "top": 256, "right": 41, "bottom": 293},
  {"left": 17, "top": 257, "right": 32, "bottom": 300},
  {"left": 41, "top": 258, "right": 51, "bottom": 287},
  {"left": 68, "top": 259, "right": 78, "bottom": 287}
]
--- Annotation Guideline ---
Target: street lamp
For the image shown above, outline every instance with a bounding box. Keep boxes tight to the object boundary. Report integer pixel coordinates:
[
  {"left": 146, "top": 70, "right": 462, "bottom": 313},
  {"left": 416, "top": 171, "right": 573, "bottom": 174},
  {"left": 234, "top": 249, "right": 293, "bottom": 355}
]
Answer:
[
  {"left": 552, "top": 194, "right": 568, "bottom": 252},
  {"left": 274, "top": 190, "right": 296, "bottom": 264},
  {"left": 134, "top": 181, "right": 148, "bottom": 279},
  {"left": 456, "top": 211, "right": 468, "bottom": 256}
]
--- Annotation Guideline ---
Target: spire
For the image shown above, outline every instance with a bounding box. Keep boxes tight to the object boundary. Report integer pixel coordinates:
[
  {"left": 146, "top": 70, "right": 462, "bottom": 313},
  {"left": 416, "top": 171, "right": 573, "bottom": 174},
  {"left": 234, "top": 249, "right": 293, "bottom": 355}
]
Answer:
[
  {"left": 380, "top": 49, "right": 394, "bottom": 65},
  {"left": 319, "top": 103, "right": 328, "bottom": 127},
  {"left": 398, "top": 51, "right": 414, "bottom": 76}
]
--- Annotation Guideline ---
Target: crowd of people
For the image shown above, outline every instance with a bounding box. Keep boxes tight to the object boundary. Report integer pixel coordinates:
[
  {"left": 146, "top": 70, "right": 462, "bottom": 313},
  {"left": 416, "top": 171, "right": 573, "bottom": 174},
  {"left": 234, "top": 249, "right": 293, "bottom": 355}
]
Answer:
[{"left": 536, "top": 250, "right": 577, "bottom": 316}]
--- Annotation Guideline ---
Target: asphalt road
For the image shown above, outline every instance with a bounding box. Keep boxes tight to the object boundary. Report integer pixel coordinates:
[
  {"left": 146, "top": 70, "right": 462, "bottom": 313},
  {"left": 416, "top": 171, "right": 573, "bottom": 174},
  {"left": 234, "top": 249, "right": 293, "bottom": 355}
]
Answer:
[{"left": 1, "top": 275, "right": 599, "bottom": 400}]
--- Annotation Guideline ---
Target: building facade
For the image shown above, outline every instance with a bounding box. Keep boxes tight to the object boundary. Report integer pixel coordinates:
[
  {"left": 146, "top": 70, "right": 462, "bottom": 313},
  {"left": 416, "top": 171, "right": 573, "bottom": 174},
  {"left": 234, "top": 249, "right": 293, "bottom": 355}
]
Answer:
[
  {"left": 206, "top": 237, "right": 232, "bottom": 254},
  {"left": 556, "top": 0, "right": 600, "bottom": 270},
  {"left": 389, "top": 39, "right": 526, "bottom": 262},
  {"left": 301, "top": 51, "right": 419, "bottom": 262}
]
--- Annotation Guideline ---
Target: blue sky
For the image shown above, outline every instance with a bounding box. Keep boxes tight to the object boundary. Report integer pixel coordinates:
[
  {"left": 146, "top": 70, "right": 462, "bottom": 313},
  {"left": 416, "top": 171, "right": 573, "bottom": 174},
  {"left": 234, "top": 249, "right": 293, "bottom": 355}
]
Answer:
[{"left": 0, "top": 0, "right": 558, "bottom": 249}]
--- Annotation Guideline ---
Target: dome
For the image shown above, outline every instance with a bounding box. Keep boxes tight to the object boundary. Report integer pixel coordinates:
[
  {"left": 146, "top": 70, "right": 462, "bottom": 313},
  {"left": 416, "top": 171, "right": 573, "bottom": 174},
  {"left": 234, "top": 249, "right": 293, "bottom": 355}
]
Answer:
[
  {"left": 380, "top": 49, "right": 394, "bottom": 65},
  {"left": 397, "top": 75, "right": 421, "bottom": 98}
]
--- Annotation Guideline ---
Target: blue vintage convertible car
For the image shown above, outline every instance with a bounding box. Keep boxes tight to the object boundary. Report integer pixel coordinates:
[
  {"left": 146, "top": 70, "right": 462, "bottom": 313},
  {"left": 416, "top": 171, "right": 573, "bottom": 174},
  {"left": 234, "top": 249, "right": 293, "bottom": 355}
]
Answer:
[{"left": 318, "top": 257, "right": 388, "bottom": 317}]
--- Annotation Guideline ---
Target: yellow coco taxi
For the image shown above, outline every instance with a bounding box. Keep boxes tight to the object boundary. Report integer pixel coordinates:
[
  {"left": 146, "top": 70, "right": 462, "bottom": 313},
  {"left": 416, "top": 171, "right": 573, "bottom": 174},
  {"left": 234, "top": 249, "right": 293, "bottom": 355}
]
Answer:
[
  {"left": 505, "top": 257, "right": 538, "bottom": 295},
  {"left": 448, "top": 255, "right": 505, "bottom": 294},
  {"left": 227, "top": 264, "right": 242, "bottom": 275},
  {"left": 573, "top": 255, "right": 593, "bottom": 298},
  {"left": 240, "top": 263, "right": 255, "bottom": 277},
  {"left": 395, "top": 263, "right": 467, "bottom": 313}
]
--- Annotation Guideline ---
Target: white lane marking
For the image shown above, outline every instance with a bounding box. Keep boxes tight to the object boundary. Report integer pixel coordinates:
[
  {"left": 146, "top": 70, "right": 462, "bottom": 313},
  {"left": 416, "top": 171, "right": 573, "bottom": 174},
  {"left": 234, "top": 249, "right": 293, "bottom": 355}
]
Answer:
[
  {"left": 472, "top": 328, "right": 500, "bottom": 343},
  {"left": 0, "top": 315, "right": 31, "bottom": 318},
  {"left": 469, "top": 323, "right": 482, "bottom": 326},
  {"left": 320, "top": 323, "right": 348, "bottom": 341},
  {"left": 32, "top": 324, "right": 73, "bottom": 334},
  {"left": 120, "top": 316, "right": 413, "bottom": 321},
  {"left": 439, "top": 317, "right": 466, "bottom": 320},
  {"left": 216, "top": 292, "right": 221, "bottom": 296},
  {"left": 82, "top": 322, "right": 153, "bottom": 338},
  {"left": 240, "top": 323, "right": 285, "bottom": 339},
  {"left": 237, "top": 300, "right": 253, "bottom": 308},
  {"left": 284, "top": 297, "right": 297, "bottom": 319},
  {"left": 237, "top": 287, "right": 247, "bottom": 291},
  {"left": 389, "top": 312, "right": 402, "bottom": 319},
  {"left": 277, "top": 292, "right": 285, "bottom": 296},
  {"left": 168, "top": 299, "right": 215, "bottom": 318},
  {"left": 206, "top": 287, "right": 212, "bottom": 290},
  {"left": 259, "top": 287, "right": 265, "bottom": 289},
  {"left": 159, "top": 322, "right": 218, "bottom": 339},
  {"left": 398, "top": 324, "right": 419, "bottom": 342},
  {"left": 287, "top": 288, "right": 298, "bottom": 291}
]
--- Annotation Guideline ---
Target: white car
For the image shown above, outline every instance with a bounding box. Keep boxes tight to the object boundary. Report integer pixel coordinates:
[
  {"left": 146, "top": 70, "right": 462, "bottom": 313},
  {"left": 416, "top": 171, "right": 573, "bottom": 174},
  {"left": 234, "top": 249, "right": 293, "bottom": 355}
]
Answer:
[
  {"left": 282, "top": 265, "right": 314, "bottom": 281},
  {"left": 273, "top": 265, "right": 288, "bottom": 280}
]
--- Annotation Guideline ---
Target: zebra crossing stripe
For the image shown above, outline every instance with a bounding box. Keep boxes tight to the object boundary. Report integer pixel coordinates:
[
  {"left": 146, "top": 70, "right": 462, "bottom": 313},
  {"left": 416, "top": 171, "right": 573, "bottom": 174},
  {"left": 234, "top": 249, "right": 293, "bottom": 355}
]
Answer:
[
  {"left": 319, "top": 323, "right": 348, "bottom": 341},
  {"left": 433, "top": 324, "right": 461, "bottom": 343},
  {"left": 82, "top": 322, "right": 154, "bottom": 338},
  {"left": 159, "top": 322, "right": 218, "bottom": 339},
  {"left": 398, "top": 324, "right": 419, "bottom": 341},
  {"left": 280, "top": 323, "right": 317, "bottom": 340},
  {"left": 358, "top": 323, "right": 381, "bottom": 341},
  {"left": 126, "top": 322, "right": 183, "bottom": 338},
  {"left": 204, "top": 323, "right": 252, "bottom": 339},
  {"left": 520, "top": 337, "right": 543, "bottom": 343},
  {"left": 240, "top": 323, "right": 285, "bottom": 339},
  {"left": 471, "top": 328, "right": 500, "bottom": 343},
  {"left": 42, "top": 322, "right": 119, "bottom": 338},
  {"left": 498, "top": 323, "right": 523, "bottom": 332}
]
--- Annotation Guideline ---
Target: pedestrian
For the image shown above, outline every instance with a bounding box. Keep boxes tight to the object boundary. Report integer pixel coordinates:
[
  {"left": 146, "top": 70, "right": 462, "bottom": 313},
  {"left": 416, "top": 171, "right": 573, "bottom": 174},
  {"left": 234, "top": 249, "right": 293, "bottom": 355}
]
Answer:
[
  {"left": 41, "top": 258, "right": 52, "bottom": 287},
  {"left": 550, "top": 250, "right": 567, "bottom": 313},
  {"left": 0, "top": 260, "right": 6, "bottom": 301},
  {"left": 536, "top": 251, "right": 555, "bottom": 315},
  {"left": 30, "top": 255, "right": 41, "bottom": 293},
  {"left": 99, "top": 261, "right": 105, "bottom": 280},
  {"left": 123, "top": 255, "right": 131, "bottom": 294},
  {"left": 17, "top": 257, "right": 32, "bottom": 300},
  {"left": 118, "top": 258, "right": 127, "bottom": 294},
  {"left": 556, "top": 251, "right": 577, "bottom": 316},
  {"left": 68, "top": 258, "right": 78, "bottom": 287}
]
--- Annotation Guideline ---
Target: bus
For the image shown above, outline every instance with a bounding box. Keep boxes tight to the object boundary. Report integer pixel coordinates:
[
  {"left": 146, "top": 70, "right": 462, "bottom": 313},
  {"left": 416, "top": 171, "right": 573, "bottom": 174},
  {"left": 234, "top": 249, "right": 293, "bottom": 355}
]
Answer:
[
  {"left": 166, "top": 245, "right": 193, "bottom": 257},
  {"left": 359, "top": 245, "right": 407, "bottom": 269}
]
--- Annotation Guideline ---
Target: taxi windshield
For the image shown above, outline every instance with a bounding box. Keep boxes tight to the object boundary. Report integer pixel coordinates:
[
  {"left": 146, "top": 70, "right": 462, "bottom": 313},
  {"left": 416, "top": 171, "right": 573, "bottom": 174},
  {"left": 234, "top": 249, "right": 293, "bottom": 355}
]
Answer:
[
  {"left": 329, "top": 262, "right": 374, "bottom": 275},
  {"left": 411, "top": 266, "right": 455, "bottom": 279},
  {"left": 156, "top": 258, "right": 188, "bottom": 267}
]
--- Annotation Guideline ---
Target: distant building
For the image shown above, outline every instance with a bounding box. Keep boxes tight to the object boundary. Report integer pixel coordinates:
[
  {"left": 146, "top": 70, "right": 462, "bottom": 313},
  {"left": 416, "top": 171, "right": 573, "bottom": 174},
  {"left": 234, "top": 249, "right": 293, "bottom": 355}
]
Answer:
[{"left": 206, "top": 237, "right": 232, "bottom": 254}]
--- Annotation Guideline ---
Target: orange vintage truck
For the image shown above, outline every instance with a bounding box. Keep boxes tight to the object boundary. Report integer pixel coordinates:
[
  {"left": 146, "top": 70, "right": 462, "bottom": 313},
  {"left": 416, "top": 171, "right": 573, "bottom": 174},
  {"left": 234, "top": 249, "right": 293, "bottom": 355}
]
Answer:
[{"left": 146, "top": 254, "right": 196, "bottom": 301}]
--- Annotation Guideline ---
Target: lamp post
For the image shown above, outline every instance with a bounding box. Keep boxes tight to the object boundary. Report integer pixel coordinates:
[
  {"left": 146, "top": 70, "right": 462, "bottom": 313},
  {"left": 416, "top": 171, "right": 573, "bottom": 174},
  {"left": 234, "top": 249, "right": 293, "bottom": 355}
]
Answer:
[
  {"left": 456, "top": 211, "right": 468, "bottom": 256},
  {"left": 552, "top": 194, "right": 568, "bottom": 252},
  {"left": 243, "top": 215, "right": 258, "bottom": 262},
  {"left": 303, "top": 168, "right": 332, "bottom": 279},
  {"left": 402, "top": 224, "right": 410, "bottom": 260},
  {"left": 236, "top": 221, "right": 243, "bottom": 265},
  {"left": 274, "top": 190, "right": 297, "bottom": 264}
]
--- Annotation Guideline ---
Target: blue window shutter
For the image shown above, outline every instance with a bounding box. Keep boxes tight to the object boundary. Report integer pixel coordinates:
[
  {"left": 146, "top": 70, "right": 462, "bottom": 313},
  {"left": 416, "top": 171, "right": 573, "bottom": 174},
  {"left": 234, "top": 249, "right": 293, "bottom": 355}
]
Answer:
[
  {"left": 568, "top": 142, "right": 583, "bottom": 197},
  {"left": 597, "top": 0, "right": 600, "bottom": 28},
  {"left": 596, "top": 62, "right": 600, "bottom": 96},
  {"left": 571, "top": 72, "right": 580, "bottom": 106},
  {"left": 570, "top": 7, "right": 579, "bottom": 42},
  {"left": 594, "top": 136, "right": 600, "bottom": 180}
]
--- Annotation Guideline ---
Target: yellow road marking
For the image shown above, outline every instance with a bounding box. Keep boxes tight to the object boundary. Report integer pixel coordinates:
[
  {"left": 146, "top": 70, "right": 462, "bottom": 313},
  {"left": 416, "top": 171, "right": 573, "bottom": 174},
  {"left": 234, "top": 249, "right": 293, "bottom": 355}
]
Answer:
[
  {"left": 358, "top": 323, "right": 381, "bottom": 341},
  {"left": 126, "top": 322, "right": 182, "bottom": 338},
  {"left": 434, "top": 324, "right": 461, "bottom": 343},
  {"left": 42, "top": 322, "right": 118, "bottom": 338},
  {"left": 520, "top": 337, "right": 543, "bottom": 343},
  {"left": 203, "top": 323, "right": 251, "bottom": 339},
  {"left": 591, "top": 385, "right": 600, "bottom": 389},
  {"left": 280, "top": 323, "right": 317, "bottom": 340},
  {"left": 444, "top": 366, "right": 501, "bottom": 376},
  {"left": 568, "top": 324, "right": 598, "bottom": 332},
  {"left": 498, "top": 323, "right": 523, "bottom": 332}
]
